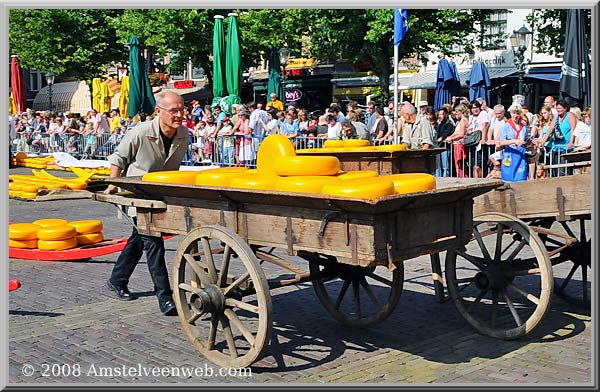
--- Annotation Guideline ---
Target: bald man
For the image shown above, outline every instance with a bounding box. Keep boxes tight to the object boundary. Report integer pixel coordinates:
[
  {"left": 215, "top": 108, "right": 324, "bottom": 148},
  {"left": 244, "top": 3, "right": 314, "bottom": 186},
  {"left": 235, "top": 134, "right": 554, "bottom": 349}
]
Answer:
[
  {"left": 399, "top": 103, "right": 437, "bottom": 149},
  {"left": 104, "top": 91, "right": 189, "bottom": 316}
]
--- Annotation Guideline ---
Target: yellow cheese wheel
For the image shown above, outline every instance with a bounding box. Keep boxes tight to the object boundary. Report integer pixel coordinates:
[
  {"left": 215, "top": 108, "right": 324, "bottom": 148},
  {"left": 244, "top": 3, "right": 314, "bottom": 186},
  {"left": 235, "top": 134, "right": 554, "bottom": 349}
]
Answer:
[
  {"left": 275, "top": 156, "right": 340, "bottom": 177},
  {"left": 37, "top": 225, "right": 77, "bottom": 241},
  {"left": 12, "top": 191, "right": 23, "bottom": 198},
  {"left": 64, "top": 181, "right": 88, "bottom": 190},
  {"left": 336, "top": 170, "right": 379, "bottom": 180},
  {"left": 9, "top": 223, "right": 41, "bottom": 240},
  {"left": 67, "top": 220, "right": 103, "bottom": 234},
  {"left": 246, "top": 169, "right": 258, "bottom": 174},
  {"left": 39, "top": 181, "right": 68, "bottom": 190},
  {"left": 323, "top": 140, "right": 345, "bottom": 148},
  {"left": 229, "top": 174, "right": 279, "bottom": 191},
  {"left": 21, "top": 191, "right": 38, "bottom": 199},
  {"left": 15, "top": 152, "right": 28, "bottom": 159},
  {"left": 37, "top": 237, "right": 78, "bottom": 251},
  {"left": 9, "top": 238, "right": 38, "bottom": 249},
  {"left": 195, "top": 167, "right": 247, "bottom": 187},
  {"left": 275, "top": 176, "right": 342, "bottom": 194},
  {"left": 33, "top": 218, "right": 69, "bottom": 228},
  {"left": 9, "top": 182, "right": 23, "bottom": 191},
  {"left": 383, "top": 173, "right": 437, "bottom": 195},
  {"left": 76, "top": 232, "right": 104, "bottom": 245},
  {"left": 21, "top": 184, "right": 45, "bottom": 193},
  {"left": 342, "top": 139, "right": 370, "bottom": 147},
  {"left": 256, "top": 134, "right": 297, "bottom": 177},
  {"left": 374, "top": 144, "right": 408, "bottom": 152},
  {"left": 295, "top": 148, "right": 323, "bottom": 154},
  {"left": 142, "top": 170, "right": 199, "bottom": 185},
  {"left": 322, "top": 177, "right": 396, "bottom": 200},
  {"left": 8, "top": 190, "right": 16, "bottom": 198}
]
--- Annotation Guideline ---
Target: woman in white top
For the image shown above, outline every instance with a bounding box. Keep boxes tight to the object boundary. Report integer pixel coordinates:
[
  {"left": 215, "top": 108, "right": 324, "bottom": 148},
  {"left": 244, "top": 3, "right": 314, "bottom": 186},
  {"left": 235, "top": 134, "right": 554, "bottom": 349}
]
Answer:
[{"left": 573, "top": 106, "right": 592, "bottom": 151}]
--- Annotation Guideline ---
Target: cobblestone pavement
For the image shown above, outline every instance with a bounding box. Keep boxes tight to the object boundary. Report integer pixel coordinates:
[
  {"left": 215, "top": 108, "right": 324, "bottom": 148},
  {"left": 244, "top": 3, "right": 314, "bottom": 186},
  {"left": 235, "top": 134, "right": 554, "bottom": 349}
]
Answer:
[{"left": 7, "top": 167, "right": 593, "bottom": 386}]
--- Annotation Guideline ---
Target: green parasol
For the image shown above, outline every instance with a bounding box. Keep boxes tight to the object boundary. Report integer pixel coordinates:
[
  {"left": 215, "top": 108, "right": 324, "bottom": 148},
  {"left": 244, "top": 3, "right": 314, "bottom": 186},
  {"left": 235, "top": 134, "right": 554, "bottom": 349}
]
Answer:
[
  {"left": 223, "top": 12, "right": 242, "bottom": 111},
  {"left": 267, "top": 47, "right": 284, "bottom": 102},
  {"left": 127, "top": 35, "right": 156, "bottom": 118},
  {"left": 212, "top": 15, "right": 226, "bottom": 106}
]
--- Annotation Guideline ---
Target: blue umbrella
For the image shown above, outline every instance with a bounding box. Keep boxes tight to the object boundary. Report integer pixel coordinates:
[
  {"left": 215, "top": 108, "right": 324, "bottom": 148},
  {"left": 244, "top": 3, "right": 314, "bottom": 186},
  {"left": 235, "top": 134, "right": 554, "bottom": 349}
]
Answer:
[
  {"left": 434, "top": 57, "right": 461, "bottom": 111},
  {"left": 467, "top": 60, "right": 491, "bottom": 104}
]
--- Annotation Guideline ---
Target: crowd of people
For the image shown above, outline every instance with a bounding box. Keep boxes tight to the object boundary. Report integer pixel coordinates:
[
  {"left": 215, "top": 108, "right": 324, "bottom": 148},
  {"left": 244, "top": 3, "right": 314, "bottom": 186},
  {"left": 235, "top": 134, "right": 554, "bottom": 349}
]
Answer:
[{"left": 9, "top": 92, "right": 591, "bottom": 182}]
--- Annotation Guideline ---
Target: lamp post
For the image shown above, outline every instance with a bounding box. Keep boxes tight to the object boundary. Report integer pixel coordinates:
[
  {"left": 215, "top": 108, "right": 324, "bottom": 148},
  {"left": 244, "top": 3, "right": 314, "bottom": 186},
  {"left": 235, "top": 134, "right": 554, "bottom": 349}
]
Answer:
[
  {"left": 45, "top": 71, "right": 55, "bottom": 113},
  {"left": 510, "top": 25, "right": 532, "bottom": 96},
  {"left": 278, "top": 47, "right": 290, "bottom": 105}
]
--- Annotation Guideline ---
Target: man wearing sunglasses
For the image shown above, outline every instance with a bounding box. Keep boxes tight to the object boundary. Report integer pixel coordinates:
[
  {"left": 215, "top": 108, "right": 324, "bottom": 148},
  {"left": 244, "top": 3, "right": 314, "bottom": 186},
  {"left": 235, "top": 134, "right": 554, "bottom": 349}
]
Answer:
[{"left": 103, "top": 91, "right": 189, "bottom": 316}]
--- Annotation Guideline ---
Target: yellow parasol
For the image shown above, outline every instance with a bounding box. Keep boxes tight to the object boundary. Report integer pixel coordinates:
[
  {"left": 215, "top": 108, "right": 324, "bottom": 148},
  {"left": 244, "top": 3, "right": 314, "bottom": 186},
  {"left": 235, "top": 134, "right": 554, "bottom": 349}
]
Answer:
[
  {"left": 9, "top": 91, "right": 17, "bottom": 115},
  {"left": 100, "top": 81, "right": 114, "bottom": 114},
  {"left": 119, "top": 75, "right": 130, "bottom": 118},
  {"left": 92, "top": 78, "right": 102, "bottom": 111}
]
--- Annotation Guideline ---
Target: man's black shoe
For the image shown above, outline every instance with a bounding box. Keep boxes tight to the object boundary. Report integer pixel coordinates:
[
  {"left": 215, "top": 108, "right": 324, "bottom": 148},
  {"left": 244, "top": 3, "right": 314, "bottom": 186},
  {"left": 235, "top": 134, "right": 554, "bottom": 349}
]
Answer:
[
  {"left": 106, "top": 279, "right": 134, "bottom": 301},
  {"left": 159, "top": 299, "right": 177, "bottom": 316}
]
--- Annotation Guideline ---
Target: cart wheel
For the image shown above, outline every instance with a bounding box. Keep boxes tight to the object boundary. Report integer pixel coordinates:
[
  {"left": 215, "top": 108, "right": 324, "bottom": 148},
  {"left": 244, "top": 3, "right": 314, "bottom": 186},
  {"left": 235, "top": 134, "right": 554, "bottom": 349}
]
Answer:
[
  {"left": 534, "top": 217, "right": 591, "bottom": 307},
  {"left": 445, "top": 212, "right": 553, "bottom": 340},
  {"left": 305, "top": 252, "right": 403, "bottom": 328},
  {"left": 173, "top": 225, "right": 272, "bottom": 369}
]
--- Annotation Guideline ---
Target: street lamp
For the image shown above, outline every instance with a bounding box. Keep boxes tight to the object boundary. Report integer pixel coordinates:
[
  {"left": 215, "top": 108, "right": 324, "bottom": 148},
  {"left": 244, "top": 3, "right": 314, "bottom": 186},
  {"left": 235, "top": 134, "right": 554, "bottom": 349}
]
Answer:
[
  {"left": 278, "top": 47, "right": 290, "bottom": 104},
  {"left": 45, "top": 71, "right": 55, "bottom": 113},
  {"left": 510, "top": 25, "right": 532, "bottom": 96}
]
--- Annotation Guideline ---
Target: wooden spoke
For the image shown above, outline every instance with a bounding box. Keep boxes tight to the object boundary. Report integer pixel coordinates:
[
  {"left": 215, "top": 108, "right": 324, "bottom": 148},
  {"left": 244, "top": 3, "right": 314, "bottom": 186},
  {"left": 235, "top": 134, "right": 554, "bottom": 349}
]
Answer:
[
  {"left": 507, "top": 268, "right": 541, "bottom": 277},
  {"left": 179, "top": 282, "right": 203, "bottom": 295},
  {"left": 207, "top": 316, "right": 219, "bottom": 350},
  {"left": 581, "top": 265, "right": 588, "bottom": 303},
  {"left": 490, "top": 290, "right": 499, "bottom": 329},
  {"left": 183, "top": 254, "right": 211, "bottom": 286},
  {"left": 334, "top": 280, "right": 351, "bottom": 310},
  {"left": 467, "top": 288, "right": 488, "bottom": 313},
  {"left": 504, "top": 238, "right": 527, "bottom": 264},
  {"left": 217, "top": 245, "right": 232, "bottom": 288},
  {"left": 507, "top": 282, "right": 540, "bottom": 305},
  {"left": 200, "top": 237, "right": 218, "bottom": 283},
  {"left": 494, "top": 223, "right": 505, "bottom": 263},
  {"left": 473, "top": 226, "right": 492, "bottom": 262},
  {"left": 364, "top": 270, "right": 393, "bottom": 286},
  {"left": 224, "top": 308, "right": 255, "bottom": 347},
  {"left": 223, "top": 272, "right": 250, "bottom": 296},
  {"left": 502, "top": 288, "right": 523, "bottom": 327},
  {"left": 456, "top": 250, "right": 486, "bottom": 270},
  {"left": 220, "top": 316, "right": 239, "bottom": 359},
  {"left": 559, "top": 263, "right": 579, "bottom": 292},
  {"left": 225, "top": 298, "right": 259, "bottom": 314},
  {"left": 359, "top": 277, "right": 381, "bottom": 308},
  {"left": 187, "top": 311, "right": 202, "bottom": 325},
  {"left": 352, "top": 280, "right": 361, "bottom": 320}
]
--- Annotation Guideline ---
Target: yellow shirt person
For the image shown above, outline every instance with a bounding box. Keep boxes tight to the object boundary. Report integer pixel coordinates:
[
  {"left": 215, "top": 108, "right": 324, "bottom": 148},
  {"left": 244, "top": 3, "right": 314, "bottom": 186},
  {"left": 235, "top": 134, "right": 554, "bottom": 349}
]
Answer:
[{"left": 266, "top": 93, "right": 284, "bottom": 111}]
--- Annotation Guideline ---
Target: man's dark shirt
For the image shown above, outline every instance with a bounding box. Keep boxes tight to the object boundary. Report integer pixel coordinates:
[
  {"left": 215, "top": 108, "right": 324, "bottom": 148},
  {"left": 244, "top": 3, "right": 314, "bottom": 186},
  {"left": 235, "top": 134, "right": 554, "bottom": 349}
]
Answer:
[
  {"left": 159, "top": 130, "right": 174, "bottom": 156},
  {"left": 435, "top": 119, "right": 454, "bottom": 144}
]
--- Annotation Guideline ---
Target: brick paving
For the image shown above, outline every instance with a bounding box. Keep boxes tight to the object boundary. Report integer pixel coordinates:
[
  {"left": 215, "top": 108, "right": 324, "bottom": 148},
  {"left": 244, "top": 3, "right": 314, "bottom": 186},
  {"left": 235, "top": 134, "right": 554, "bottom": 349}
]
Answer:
[{"left": 8, "top": 167, "right": 593, "bottom": 386}]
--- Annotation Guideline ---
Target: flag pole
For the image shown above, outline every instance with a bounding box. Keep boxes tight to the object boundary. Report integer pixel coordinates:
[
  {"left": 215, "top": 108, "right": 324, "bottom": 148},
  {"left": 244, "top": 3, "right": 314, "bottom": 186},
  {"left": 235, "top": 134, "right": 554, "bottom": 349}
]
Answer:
[{"left": 393, "top": 44, "right": 399, "bottom": 144}]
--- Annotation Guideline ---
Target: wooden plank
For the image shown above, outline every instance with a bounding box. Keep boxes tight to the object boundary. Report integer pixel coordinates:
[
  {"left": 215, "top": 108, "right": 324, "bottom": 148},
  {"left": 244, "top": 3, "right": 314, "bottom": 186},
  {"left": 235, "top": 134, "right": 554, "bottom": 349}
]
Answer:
[{"left": 473, "top": 174, "right": 592, "bottom": 219}]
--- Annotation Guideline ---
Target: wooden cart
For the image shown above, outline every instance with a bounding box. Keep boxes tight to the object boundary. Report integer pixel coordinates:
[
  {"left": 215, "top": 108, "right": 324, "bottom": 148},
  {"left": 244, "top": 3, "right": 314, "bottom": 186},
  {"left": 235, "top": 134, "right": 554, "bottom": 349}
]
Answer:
[
  {"left": 470, "top": 172, "right": 592, "bottom": 310},
  {"left": 95, "top": 176, "right": 559, "bottom": 368}
]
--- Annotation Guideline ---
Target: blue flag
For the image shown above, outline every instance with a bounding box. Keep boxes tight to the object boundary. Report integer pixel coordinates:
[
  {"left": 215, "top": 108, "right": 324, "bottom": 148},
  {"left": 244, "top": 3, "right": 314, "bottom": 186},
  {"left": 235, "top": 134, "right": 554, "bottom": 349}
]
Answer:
[{"left": 394, "top": 9, "right": 409, "bottom": 46}]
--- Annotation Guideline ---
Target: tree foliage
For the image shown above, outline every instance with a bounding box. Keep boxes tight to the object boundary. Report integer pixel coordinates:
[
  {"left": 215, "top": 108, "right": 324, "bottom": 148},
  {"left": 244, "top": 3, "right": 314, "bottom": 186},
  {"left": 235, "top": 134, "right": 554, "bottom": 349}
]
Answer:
[
  {"left": 526, "top": 9, "right": 591, "bottom": 57},
  {"left": 10, "top": 8, "right": 518, "bottom": 102}
]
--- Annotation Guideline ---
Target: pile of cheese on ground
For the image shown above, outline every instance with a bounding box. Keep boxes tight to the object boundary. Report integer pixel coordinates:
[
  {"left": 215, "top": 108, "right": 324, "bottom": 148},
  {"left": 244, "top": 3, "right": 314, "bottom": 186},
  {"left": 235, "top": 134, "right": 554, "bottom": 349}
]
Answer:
[
  {"left": 141, "top": 135, "right": 435, "bottom": 201},
  {"left": 8, "top": 168, "right": 95, "bottom": 199},
  {"left": 9, "top": 219, "right": 104, "bottom": 250}
]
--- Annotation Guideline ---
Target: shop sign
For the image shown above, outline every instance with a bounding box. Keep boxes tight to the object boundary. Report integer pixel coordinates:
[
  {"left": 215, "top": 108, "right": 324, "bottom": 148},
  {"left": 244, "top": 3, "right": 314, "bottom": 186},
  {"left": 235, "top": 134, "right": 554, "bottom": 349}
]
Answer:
[
  {"left": 173, "top": 80, "right": 194, "bottom": 89},
  {"left": 286, "top": 57, "right": 316, "bottom": 68},
  {"left": 285, "top": 89, "right": 302, "bottom": 102}
]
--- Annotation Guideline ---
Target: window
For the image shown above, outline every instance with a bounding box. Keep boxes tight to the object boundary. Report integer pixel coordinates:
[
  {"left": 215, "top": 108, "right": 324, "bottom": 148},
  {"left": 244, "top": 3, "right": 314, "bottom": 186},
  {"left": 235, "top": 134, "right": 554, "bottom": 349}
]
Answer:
[{"left": 481, "top": 11, "right": 508, "bottom": 50}]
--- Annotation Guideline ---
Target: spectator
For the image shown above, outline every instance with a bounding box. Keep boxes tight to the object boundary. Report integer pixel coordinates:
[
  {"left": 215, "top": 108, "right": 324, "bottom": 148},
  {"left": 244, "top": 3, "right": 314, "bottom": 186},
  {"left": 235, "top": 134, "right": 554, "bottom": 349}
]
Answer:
[
  {"left": 399, "top": 103, "right": 436, "bottom": 149},
  {"left": 435, "top": 107, "right": 454, "bottom": 177},
  {"left": 217, "top": 116, "right": 235, "bottom": 165},
  {"left": 445, "top": 104, "right": 469, "bottom": 177},
  {"left": 265, "top": 93, "right": 284, "bottom": 111},
  {"left": 371, "top": 107, "right": 389, "bottom": 145},
  {"left": 573, "top": 106, "right": 592, "bottom": 151}
]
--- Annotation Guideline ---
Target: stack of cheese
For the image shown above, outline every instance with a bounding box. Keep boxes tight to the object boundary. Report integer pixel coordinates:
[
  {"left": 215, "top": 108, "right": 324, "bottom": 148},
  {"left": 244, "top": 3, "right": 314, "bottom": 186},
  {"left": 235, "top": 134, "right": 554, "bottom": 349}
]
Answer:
[
  {"left": 68, "top": 220, "right": 104, "bottom": 246},
  {"left": 141, "top": 135, "right": 436, "bottom": 201},
  {"left": 8, "top": 219, "right": 104, "bottom": 250},
  {"left": 35, "top": 218, "right": 79, "bottom": 251},
  {"left": 297, "top": 139, "right": 408, "bottom": 154}
]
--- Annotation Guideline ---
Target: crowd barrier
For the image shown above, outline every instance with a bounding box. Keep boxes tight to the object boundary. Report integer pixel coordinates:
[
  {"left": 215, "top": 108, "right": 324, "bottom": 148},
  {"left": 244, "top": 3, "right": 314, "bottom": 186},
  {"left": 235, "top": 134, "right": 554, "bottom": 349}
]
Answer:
[{"left": 11, "top": 133, "right": 580, "bottom": 179}]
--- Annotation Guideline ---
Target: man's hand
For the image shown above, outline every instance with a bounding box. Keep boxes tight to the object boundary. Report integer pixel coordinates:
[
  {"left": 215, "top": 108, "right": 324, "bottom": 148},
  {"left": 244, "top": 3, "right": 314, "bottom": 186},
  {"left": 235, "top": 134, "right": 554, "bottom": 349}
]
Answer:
[{"left": 103, "top": 185, "right": 118, "bottom": 195}]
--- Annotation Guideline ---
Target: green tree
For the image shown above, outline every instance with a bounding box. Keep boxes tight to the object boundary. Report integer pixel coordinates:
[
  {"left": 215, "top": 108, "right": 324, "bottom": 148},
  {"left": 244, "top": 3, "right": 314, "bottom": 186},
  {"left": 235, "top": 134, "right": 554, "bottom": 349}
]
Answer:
[
  {"left": 9, "top": 9, "right": 127, "bottom": 83},
  {"left": 526, "top": 9, "right": 591, "bottom": 57}
]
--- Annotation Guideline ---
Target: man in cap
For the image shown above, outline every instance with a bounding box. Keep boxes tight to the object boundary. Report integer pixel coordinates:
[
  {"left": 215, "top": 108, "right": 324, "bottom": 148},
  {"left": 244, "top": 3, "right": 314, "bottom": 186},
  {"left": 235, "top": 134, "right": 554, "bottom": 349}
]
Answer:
[{"left": 417, "top": 100, "right": 429, "bottom": 120}]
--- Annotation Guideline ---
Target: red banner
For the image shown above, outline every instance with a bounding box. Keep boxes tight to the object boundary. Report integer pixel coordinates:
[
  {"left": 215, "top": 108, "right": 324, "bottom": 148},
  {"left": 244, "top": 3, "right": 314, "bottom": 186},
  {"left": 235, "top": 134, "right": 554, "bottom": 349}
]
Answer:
[{"left": 173, "top": 80, "right": 194, "bottom": 89}]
